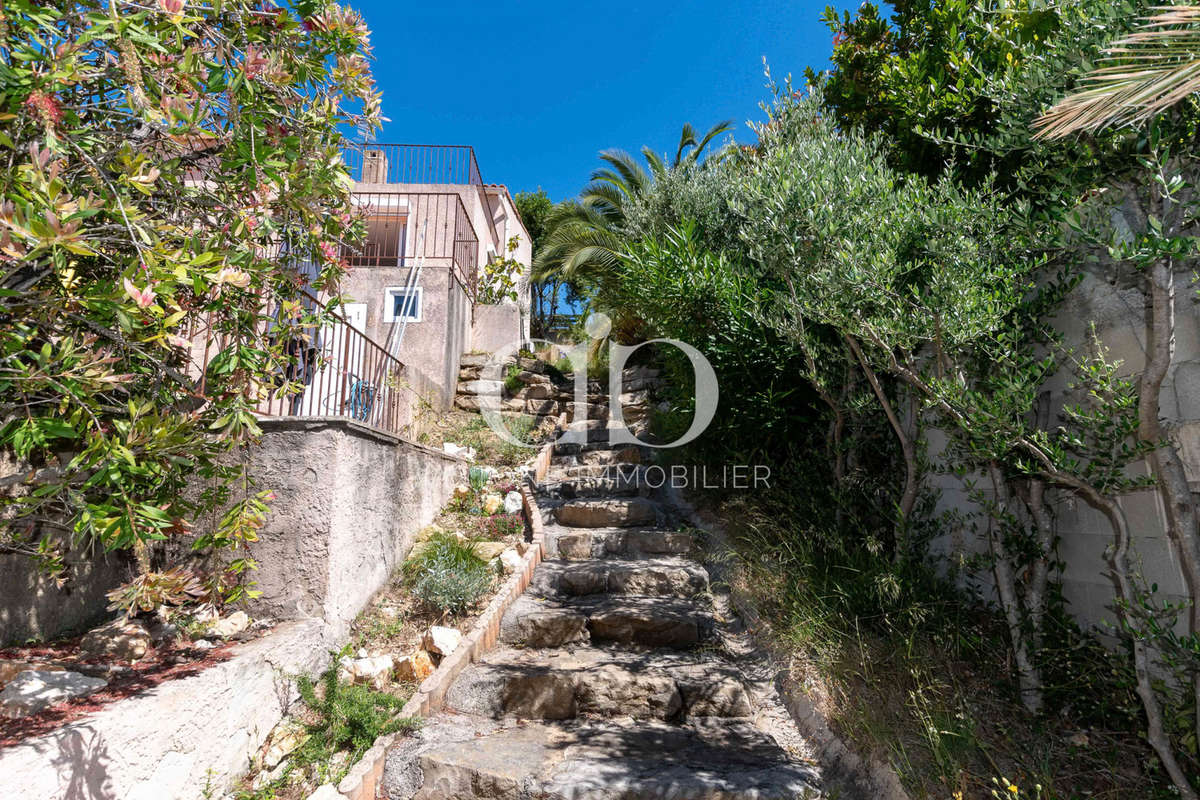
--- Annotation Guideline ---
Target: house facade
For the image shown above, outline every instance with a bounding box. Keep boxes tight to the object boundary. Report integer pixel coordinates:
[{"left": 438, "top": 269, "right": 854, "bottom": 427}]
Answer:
[
  {"left": 337, "top": 144, "right": 532, "bottom": 409},
  {"left": 183, "top": 144, "right": 529, "bottom": 438}
]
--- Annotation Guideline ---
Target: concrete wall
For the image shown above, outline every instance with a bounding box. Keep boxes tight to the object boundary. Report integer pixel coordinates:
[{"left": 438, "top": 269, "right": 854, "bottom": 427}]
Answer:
[
  {"left": 928, "top": 264, "right": 1200, "bottom": 635},
  {"left": 246, "top": 417, "right": 465, "bottom": 638},
  {"left": 0, "top": 620, "right": 333, "bottom": 800},
  {"left": 0, "top": 548, "right": 135, "bottom": 647},
  {"left": 471, "top": 303, "right": 523, "bottom": 354},
  {"left": 483, "top": 186, "right": 533, "bottom": 341},
  {"left": 0, "top": 419, "right": 466, "bottom": 799},
  {"left": 342, "top": 178, "right": 534, "bottom": 407}
]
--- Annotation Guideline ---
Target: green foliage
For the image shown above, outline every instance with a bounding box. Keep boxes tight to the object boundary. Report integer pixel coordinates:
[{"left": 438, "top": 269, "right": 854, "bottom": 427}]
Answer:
[
  {"left": 294, "top": 666, "right": 419, "bottom": 781},
  {"left": 534, "top": 120, "right": 732, "bottom": 287},
  {"left": 404, "top": 532, "right": 493, "bottom": 615},
  {"left": 0, "top": 0, "right": 380, "bottom": 609},
  {"left": 514, "top": 189, "right": 555, "bottom": 255},
  {"left": 728, "top": 488, "right": 1158, "bottom": 799},
  {"left": 477, "top": 236, "right": 522, "bottom": 305},
  {"left": 467, "top": 466, "right": 489, "bottom": 494},
  {"left": 503, "top": 364, "right": 523, "bottom": 394}
]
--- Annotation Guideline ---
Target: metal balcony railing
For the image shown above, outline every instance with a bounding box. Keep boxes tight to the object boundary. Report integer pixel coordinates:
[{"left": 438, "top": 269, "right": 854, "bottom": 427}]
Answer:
[
  {"left": 343, "top": 144, "right": 482, "bottom": 186},
  {"left": 344, "top": 191, "right": 480, "bottom": 294},
  {"left": 185, "top": 291, "right": 409, "bottom": 436}
]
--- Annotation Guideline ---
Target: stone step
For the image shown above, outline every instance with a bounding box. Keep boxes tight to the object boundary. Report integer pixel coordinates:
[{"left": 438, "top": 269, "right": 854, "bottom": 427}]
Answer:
[
  {"left": 539, "top": 470, "right": 652, "bottom": 499},
  {"left": 554, "top": 497, "right": 659, "bottom": 528},
  {"left": 551, "top": 445, "right": 644, "bottom": 467},
  {"left": 499, "top": 594, "right": 711, "bottom": 649},
  {"left": 543, "top": 526, "right": 699, "bottom": 561},
  {"left": 458, "top": 353, "right": 490, "bottom": 368},
  {"left": 445, "top": 645, "right": 752, "bottom": 722},
  {"left": 395, "top": 718, "right": 820, "bottom": 800},
  {"left": 552, "top": 439, "right": 636, "bottom": 457},
  {"left": 529, "top": 557, "right": 708, "bottom": 600}
]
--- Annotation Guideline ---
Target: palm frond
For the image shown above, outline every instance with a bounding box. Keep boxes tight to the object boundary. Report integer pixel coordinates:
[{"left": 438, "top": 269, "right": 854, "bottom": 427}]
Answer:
[
  {"left": 592, "top": 150, "right": 651, "bottom": 197},
  {"left": 688, "top": 119, "right": 734, "bottom": 164},
  {"left": 1035, "top": 6, "right": 1200, "bottom": 138},
  {"left": 674, "top": 122, "right": 699, "bottom": 166},
  {"left": 642, "top": 146, "right": 668, "bottom": 180},
  {"left": 579, "top": 183, "right": 629, "bottom": 220}
]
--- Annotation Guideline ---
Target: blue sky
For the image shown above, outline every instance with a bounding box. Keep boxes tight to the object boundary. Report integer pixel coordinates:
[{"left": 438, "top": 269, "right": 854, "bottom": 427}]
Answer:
[{"left": 353, "top": 0, "right": 855, "bottom": 201}]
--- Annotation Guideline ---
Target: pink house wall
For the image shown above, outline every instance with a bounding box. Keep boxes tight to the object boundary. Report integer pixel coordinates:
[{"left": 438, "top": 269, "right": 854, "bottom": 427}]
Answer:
[{"left": 340, "top": 178, "right": 532, "bottom": 409}]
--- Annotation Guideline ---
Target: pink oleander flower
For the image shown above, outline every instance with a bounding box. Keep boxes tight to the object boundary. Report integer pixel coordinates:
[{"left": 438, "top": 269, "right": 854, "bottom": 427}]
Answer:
[
  {"left": 159, "top": 0, "right": 184, "bottom": 13},
  {"left": 123, "top": 278, "right": 157, "bottom": 309},
  {"left": 318, "top": 241, "right": 338, "bottom": 262}
]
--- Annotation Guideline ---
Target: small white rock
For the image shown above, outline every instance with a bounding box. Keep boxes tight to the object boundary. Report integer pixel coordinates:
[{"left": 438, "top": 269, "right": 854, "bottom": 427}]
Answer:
[
  {"left": 192, "top": 639, "right": 216, "bottom": 650},
  {"left": 262, "top": 720, "right": 307, "bottom": 770},
  {"left": 207, "top": 610, "right": 250, "bottom": 638},
  {"left": 442, "top": 442, "right": 477, "bottom": 461},
  {"left": 499, "top": 549, "right": 524, "bottom": 575},
  {"left": 342, "top": 655, "right": 393, "bottom": 690},
  {"left": 503, "top": 490, "right": 523, "bottom": 514},
  {"left": 422, "top": 625, "right": 462, "bottom": 656}
]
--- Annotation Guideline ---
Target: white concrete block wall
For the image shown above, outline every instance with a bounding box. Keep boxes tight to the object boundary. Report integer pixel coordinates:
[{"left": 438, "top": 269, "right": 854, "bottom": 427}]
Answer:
[{"left": 928, "top": 266, "right": 1198, "bottom": 637}]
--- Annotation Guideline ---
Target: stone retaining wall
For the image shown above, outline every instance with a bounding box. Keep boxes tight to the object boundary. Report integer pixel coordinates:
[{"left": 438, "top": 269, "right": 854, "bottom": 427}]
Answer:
[{"left": 0, "top": 620, "right": 334, "bottom": 800}]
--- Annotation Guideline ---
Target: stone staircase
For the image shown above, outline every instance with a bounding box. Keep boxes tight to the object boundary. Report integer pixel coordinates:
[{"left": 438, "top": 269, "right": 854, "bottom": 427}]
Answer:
[
  {"left": 382, "top": 429, "right": 824, "bottom": 799},
  {"left": 453, "top": 354, "right": 661, "bottom": 441}
]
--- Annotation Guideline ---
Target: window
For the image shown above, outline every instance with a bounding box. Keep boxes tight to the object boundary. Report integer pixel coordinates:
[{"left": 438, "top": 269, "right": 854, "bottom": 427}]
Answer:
[{"left": 383, "top": 286, "right": 422, "bottom": 323}]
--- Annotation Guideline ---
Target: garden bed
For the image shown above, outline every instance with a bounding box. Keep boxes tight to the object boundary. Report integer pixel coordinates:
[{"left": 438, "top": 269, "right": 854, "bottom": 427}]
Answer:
[
  {"left": 230, "top": 464, "right": 534, "bottom": 800},
  {"left": 709, "top": 494, "right": 1171, "bottom": 800},
  {"left": 0, "top": 635, "right": 246, "bottom": 747}
]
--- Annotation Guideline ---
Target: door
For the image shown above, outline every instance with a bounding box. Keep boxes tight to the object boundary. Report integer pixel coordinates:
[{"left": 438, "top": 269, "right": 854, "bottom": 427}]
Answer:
[{"left": 310, "top": 303, "right": 368, "bottom": 416}]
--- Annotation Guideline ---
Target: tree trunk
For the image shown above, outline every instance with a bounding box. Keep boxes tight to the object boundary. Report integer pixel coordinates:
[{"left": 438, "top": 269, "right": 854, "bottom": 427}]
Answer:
[
  {"left": 846, "top": 335, "right": 918, "bottom": 554},
  {"left": 987, "top": 463, "right": 1044, "bottom": 714},
  {"left": 1022, "top": 478, "right": 1053, "bottom": 651},
  {"left": 1072, "top": 477, "right": 1198, "bottom": 800},
  {"left": 1138, "top": 249, "right": 1200, "bottom": 753}
]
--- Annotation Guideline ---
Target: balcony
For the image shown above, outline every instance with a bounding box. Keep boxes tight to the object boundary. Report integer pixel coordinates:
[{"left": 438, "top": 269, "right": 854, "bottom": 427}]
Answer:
[
  {"left": 343, "top": 144, "right": 482, "bottom": 186},
  {"left": 345, "top": 191, "right": 480, "bottom": 294}
]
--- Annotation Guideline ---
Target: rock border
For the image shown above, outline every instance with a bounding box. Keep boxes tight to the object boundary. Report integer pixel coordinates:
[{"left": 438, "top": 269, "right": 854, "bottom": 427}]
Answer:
[
  {"left": 324, "top": 443, "right": 554, "bottom": 800},
  {"left": 668, "top": 487, "right": 912, "bottom": 800}
]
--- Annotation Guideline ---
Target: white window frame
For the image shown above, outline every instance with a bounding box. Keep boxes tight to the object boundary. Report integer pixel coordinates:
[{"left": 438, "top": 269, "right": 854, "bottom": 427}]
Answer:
[{"left": 383, "top": 285, "right": 423, "bottom": 323}]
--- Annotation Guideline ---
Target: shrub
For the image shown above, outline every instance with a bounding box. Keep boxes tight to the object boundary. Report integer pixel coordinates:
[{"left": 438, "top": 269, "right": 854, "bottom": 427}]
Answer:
[
  {"left": 1, "top": 0, "right": 380, "bottom": 612},
  {"left": 504, "top": 363, "right": 523, "bottom": 394},
  {"left": 477, "top": 513, "right": 524, "bottom": 540},
  {"left": 293, "top": 667, "right": 419, "bottom": 781},
  {"left": 404, "top": 532, "right": 493, "bottom": 615}
]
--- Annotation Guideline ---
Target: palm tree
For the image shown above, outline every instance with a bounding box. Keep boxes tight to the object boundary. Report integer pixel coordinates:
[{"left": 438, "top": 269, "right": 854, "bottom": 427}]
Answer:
[
  {"left": 533, "top": 120, "right": 733, "bottom": 285},
  {"left": 1035, "top": 6, "right": 1200, "bottom": 138}
]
